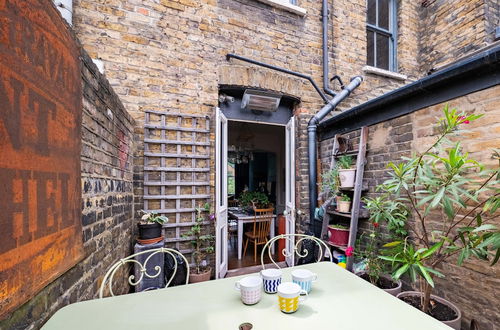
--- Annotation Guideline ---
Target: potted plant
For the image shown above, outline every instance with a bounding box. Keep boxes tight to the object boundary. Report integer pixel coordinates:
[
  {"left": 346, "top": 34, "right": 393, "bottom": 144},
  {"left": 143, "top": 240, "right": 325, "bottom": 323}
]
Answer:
[
  {"left": 321, "top": 164, "right": 341, "bottom": 209},
  {"left": 239, "top": 191, "right": 270, "bottom": 210},
  {"left": 327, "top": 223, "right": 350, "bottom": 246},
  {"left": 183, "top": 204, "right": 215, "bottom": 283},
  {"left": 355, "top": 225, "right": 402, "bottom": 296},
  {"left": 337, "top": 194, "right": 351, "bottom": 213},
  {"left": 138, "top": 210, "right": 168, "bottom": 241},
  {"left": 338, "top": 155, "right": 356, "bottom": 188},
  {"left": 373, "top": 106, "right": 499, "bottom": 329}
]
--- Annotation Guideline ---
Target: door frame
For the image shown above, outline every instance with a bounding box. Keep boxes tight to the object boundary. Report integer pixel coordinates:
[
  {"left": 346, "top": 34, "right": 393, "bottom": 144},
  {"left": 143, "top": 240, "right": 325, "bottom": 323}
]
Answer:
[{"left": 215, "top": 116, "right": 296, "bottom": 275}]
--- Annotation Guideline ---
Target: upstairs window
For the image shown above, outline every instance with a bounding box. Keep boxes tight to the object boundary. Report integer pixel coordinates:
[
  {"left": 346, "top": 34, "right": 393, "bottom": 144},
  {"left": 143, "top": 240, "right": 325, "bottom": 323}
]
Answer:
[{"left": 366, "top": 0, "right": 397, "bottom": 71}]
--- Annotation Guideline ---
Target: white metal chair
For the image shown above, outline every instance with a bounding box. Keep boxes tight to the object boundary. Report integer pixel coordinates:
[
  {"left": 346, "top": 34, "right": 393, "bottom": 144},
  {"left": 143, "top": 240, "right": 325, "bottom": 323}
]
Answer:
[
  {"left": 99, "top": 248, "right": 189, "bottom": 298},
  {"left": 260, "top": 234, "right": 333, "bottom": 269}
]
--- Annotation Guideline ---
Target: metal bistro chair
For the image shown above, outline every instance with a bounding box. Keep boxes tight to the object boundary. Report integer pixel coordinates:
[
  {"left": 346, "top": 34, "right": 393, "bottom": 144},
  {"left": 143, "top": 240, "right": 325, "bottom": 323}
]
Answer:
[
  {"left": 99, "top": 248, "right": 189, "bottom": 298},
  {"left": 260, "top": 233, "right": 333, "bottom": 269},
  {"left": 243, "top": 207, "right": 274, "bottom": 262}
]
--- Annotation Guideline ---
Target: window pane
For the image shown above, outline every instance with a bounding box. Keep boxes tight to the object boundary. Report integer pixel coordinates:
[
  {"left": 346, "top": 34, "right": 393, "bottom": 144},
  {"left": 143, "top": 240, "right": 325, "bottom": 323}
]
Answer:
[
  {"left": 367, "top": 0, "right": 376, "bottom": 25},
  {"left": 376, "top": 33, "right": 389, "bottom": 70},
  {"left": 367, "top": 30, "right": 374, "bottom": 66},
  {"left": 378, "top": 0, "right": 389, "bottom": 29}
]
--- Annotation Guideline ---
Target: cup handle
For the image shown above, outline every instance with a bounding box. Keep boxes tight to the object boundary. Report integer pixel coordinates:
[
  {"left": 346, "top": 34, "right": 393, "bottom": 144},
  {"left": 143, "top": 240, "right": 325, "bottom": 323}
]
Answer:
[
  {"left": 311, "top": 273, "right": 318, "bottom": 282},
  {"left": 234, "top": 282, "right": 241, "bottom": 291},
  {"left": 299, "top": 290, "right": 308, "bottom": 302}
]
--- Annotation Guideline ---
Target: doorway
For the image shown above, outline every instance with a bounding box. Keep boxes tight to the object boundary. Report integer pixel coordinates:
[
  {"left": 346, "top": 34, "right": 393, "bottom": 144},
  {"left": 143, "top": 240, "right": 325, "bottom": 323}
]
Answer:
[
  {"left": 215, "top": 108, "right": 296, "bottom": 278},
  {"left": 227, "top": 121, "right": 285, "bottom": 270}
]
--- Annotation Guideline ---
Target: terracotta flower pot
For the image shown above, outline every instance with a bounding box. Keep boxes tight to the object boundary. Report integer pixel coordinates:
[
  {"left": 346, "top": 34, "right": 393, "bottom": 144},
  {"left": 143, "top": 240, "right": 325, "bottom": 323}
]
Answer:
[
  {"left": 327, "top": 226, "right": 350, "bottom": 246},
  {"left": 189, "top": 267, "right": 211, "bottom": 283},
  {"left": 339, "top": 168, "right": 356, "bottom": 188},
  {"left": 337, "top": 200, "right": 351, "bottom": 213},
  {"left": 396, "top": 291, "right": 462, "bottom": 330}
]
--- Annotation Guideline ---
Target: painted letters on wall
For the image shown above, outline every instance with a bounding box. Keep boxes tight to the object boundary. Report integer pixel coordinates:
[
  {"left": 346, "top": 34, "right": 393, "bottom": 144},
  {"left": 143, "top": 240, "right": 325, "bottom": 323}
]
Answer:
[{"left": 0, "top": 0, "right": 83, "bottom": 317}]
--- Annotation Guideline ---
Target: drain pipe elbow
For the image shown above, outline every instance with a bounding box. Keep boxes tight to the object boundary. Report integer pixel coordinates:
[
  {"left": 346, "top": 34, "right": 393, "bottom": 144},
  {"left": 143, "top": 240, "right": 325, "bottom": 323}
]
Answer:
[{"left": 307, "top": 75, "right": 363, "bottom": 230}]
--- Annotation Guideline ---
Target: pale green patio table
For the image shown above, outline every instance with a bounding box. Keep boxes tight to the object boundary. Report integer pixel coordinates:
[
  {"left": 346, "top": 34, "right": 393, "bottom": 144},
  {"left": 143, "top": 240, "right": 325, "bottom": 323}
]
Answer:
[{"left": 42, "top": 262, "right": 450, "bottom": 330}]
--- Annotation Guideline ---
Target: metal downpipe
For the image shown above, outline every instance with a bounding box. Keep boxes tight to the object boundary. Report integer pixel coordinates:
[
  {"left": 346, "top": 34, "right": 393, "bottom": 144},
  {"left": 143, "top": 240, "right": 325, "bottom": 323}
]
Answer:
[
  {"left": 322, "top": 0, "right": 336, "bottom": 97},
  {"left": 307, "top": 76, "right": 363, "bottom": 225}
]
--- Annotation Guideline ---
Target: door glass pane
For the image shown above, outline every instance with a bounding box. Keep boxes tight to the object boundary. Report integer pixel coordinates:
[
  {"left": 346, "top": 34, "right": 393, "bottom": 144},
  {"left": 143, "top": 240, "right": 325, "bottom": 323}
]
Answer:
[
  {"left": 367, "top": 30, "right": 374, "bottom": 66},
  {"left": 378, "top": 0, "right": 389, "bottom": 29},
  {"left": 219, "top": 121, "right": 225, "bottom": 208},
  {"left": 376, "top": 33, "right": 389, "bottom": 70},
  {"left": 367, "top": 0, "right": 376, "bottom": 25}
]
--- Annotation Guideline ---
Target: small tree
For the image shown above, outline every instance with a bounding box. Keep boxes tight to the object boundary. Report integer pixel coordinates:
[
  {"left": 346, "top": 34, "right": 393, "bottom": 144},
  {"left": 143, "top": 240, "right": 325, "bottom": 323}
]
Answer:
[
  {"left": 374, "top": 106, "right": 499, "bottom": 314},
  {"left": 183, "top": 203, "right": 215, "bottom": 274}
]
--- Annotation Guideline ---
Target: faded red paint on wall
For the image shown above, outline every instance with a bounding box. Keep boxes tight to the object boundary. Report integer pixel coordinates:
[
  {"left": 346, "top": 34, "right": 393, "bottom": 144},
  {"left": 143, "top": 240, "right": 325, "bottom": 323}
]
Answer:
[{"left": 0, "top": 0, "right": 83, "bottom": 317}]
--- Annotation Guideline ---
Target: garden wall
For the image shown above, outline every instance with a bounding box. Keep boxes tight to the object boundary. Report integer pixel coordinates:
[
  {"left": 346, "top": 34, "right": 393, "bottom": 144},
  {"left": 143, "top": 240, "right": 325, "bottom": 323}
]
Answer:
[
  {"left": 0, "top": 32, "right": 136, "bottom": 330},
  {"left": 319, "top": 84, "right": 500, "bottom": 329}
]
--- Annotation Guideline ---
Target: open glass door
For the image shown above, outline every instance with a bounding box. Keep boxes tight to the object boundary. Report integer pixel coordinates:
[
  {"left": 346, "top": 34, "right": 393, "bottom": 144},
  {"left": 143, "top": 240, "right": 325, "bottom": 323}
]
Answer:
[
  {"left": 215, "top": 108, "right": 228, "bottom": 279},
  {"left": 285, "top": 116, "right": 296, "bottom": 267}
]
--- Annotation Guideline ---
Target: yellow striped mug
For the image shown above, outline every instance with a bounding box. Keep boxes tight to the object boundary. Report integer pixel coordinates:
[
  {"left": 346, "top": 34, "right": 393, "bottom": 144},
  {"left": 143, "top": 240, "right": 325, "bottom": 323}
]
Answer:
[{"left": 277, "top": 282, "right": 308, "bottom": 313}]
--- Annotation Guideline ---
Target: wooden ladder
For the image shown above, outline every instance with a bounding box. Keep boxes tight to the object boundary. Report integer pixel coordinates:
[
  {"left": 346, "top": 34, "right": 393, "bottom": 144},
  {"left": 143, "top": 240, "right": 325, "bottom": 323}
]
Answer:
[{"left": 320, "top": 126, "right": 369, "bottom": 271}]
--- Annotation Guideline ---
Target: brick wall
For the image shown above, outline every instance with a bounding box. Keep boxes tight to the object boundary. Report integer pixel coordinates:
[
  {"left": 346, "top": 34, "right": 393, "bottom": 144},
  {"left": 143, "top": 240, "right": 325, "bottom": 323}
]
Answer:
[
  {"left": 419, "top": 0, "right": 493, "bottom": 73},
  {"left": 0, "top": 48, "right": 136, "bottom": 330},
  {"left": 72, "top": 0, "right": 420, "bottom": 235},
  {"left": 319, "top": 85, "right": 500, "bottom": 329}
]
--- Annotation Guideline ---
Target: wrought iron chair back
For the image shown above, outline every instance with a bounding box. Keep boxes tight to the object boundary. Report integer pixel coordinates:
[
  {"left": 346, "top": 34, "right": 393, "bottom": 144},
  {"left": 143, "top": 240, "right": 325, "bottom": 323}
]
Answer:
[
  {"left": 260, "top": 234, "right": 333, "bottom": 269},
  {"left": 99, "top": 247, "right": 189, "bottom": 298}
]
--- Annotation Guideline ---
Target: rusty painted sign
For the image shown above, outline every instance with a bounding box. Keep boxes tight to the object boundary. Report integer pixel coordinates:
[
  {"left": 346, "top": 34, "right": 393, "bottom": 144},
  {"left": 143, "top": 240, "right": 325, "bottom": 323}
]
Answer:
[{"left": 0, "top": 0, "right": 83, "bottom": 317}]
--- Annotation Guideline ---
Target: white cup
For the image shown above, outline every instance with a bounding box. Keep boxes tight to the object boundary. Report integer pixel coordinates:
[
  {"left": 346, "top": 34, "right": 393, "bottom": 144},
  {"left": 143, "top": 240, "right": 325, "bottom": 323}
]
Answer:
[
  {"left": 277, "top": 282, "right": 308, "bottom": 313},
  {"left": 291, "top": 269, "right": 318, "bottom": 293},
  {"left": 234, "top": 276, "right": 262, "bottom": 305},
  {"left": 260, "top": 268, "right": 282, "bottom": 293}
]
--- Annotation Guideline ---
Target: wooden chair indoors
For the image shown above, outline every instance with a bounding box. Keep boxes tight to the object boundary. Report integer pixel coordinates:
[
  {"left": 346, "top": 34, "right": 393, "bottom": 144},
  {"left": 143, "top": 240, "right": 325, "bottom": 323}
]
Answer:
[{"left": 243, "top": 207, "right": 274, "bottom": 262}]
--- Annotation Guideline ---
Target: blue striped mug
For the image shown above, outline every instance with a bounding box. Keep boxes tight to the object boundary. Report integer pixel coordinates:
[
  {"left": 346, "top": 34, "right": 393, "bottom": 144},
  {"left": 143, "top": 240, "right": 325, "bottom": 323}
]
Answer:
[
  {"left": 260, "top": 268, "right": 282, "bottom": 294},
  {"left": 291, "top": 269, "right": 318, "bottom": 293}
]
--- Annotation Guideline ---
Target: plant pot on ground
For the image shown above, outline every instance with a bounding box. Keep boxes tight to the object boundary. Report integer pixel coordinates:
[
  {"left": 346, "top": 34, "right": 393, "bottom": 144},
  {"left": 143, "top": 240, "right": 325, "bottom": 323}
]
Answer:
[
  {"left": 359, "top": 273, "right": 402, "bottom": 296},
  {"left": 189, "top": 266, "right": 211, "bottom": 283},
  {"left": 397, "top": 291, "right": 461, "bottom": 330},
  {"left": 337, "top": 194, "right": 351, "bottom": 213},
  {"left": 138, "top": 211, "right": 169, "bottom": 240},
  {"left": 327, "top": 224, "right": 350, "bottom": 246},
  {"left": 337, "top": 155, "right": 356, "bottom": 188},
  {"left": 183, "top": 203, "right": 215, "bottom": 284}
]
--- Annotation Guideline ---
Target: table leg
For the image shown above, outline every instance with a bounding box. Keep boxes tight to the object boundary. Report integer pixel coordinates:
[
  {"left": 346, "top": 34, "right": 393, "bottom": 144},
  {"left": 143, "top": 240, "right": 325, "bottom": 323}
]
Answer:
[{"left": 238, "top": 221, "right": 243, "bottom": 260}]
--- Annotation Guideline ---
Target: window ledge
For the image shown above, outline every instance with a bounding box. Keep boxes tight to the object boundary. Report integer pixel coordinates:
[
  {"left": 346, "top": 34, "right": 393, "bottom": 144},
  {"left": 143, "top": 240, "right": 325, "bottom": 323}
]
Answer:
[
  {"left": 362, "top": 66, "right": 407, "bottom": 81},
  {"left": 255, "top": 0, "right": 307, "bottom": 16}
]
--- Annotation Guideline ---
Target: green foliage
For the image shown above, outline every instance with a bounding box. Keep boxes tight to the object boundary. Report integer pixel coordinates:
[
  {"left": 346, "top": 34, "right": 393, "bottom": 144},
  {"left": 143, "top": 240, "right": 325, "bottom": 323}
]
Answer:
[
  {"left": 340, "top": 194, "right": 351, "bottom": 202},
  {"left": 239, "top": 191, "right": 270, "bottom": 208},
  {"left": 372, "top": 105, "right": 499, "bottom": 312},
  {"left": 322, "top": 164, "right": 340, "bottom": 197},
  {"left": 363, "top": 196, "right": 408, "bottom": 237},
  {"left": 182, "top": 204, "right": 215, "bottom": 274},
  {"left": 139, "top": 210, "right": 169, "bottom": 225},
  {"left": 355, "top": 228, "right": 389, "bottom": 285},
  {"left": 330, "top": 223, "right": 349, "bottom": 230},
  {"left": 338, "top": 155, "right": 354, "bottom": 169}
]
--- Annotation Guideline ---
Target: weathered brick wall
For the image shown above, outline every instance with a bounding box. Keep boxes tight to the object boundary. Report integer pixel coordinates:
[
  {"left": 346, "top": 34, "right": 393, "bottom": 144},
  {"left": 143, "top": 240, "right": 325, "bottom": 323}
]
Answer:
[
  {"left": 72, "top": 0, "right": 420, "bottom": 235},
  {"left": 419, "top": 0, "right": 492, "bottom": 73},
  {"left": 319, "top": 86, "right": 500, "bottom": 329},
  {"left": 0, "top": 47, "right": 135, "bottom": 330}
]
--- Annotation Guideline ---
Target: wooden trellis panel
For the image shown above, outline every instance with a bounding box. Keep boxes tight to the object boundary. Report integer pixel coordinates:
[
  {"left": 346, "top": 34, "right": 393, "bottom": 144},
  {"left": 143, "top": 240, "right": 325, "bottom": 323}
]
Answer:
[{"left": 144, "top": 111, "right": 211, "bottom": 252}]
